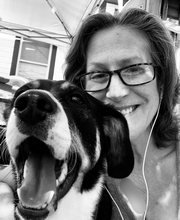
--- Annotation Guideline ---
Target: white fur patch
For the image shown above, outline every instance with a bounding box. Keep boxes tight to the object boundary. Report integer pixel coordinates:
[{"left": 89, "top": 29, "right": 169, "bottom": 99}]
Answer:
[
  {"left": 6, "top": 109, "right": 28, "bottom": 158},
  {"left": 47, "top": 176, "right": 104, "bottom": 220},
  {"left": 69, "top": 126, "right": 90, "bottom": 170},
  {"left": 6, "top": 89, "right": 72, "bottom": 161}
]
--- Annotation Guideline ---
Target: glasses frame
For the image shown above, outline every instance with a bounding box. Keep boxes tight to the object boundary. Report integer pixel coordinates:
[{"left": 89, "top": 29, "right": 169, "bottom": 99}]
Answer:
[{"left": 78, "top": 63, "right": 156, "bottom": 92}]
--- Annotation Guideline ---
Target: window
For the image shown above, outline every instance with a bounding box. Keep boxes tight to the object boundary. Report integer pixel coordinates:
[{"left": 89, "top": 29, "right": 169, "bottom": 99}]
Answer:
[{"left": 17, "top": 39, "right": 51, "bottom": 80}]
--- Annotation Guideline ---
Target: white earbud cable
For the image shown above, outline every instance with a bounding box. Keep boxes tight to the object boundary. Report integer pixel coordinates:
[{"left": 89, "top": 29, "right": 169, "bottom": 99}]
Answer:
[
  {"left": 142, "top": 102, "right": 161, "bottom": 220},
  {"left": 104, "top": 185, "right": 125, "bottom": 220},
  {"left": 103, "top": 101, "right": 161, "bottom": 220}
]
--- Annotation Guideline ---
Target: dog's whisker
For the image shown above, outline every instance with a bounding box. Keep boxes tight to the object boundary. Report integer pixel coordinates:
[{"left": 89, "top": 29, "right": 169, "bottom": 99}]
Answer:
[
  {"left": 0, "top": 126, "right": 6, "bottom": 134},
  {"left": 0, "top": 127, "right": 10, "bottom": 163},
  {"left": 67, "top": 153, "right": 77, "bottom": 175},
  {"left": 0, "top": 145, "right": 9, "bottom": 162},
  {"left": 66, "top": 143, "right": 78, "bottom": 175}
]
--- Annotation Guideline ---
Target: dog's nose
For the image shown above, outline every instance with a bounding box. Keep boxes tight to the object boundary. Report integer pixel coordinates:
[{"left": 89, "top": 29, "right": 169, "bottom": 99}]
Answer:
[{"left": 14, "top": 91, "right": 57, "bottom": 124}]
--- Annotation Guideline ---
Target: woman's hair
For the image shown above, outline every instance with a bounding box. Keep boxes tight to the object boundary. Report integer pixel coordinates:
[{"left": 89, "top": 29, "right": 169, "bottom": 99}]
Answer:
[{"left": 64, "top": 8, "right": 179, "bottom": 148}]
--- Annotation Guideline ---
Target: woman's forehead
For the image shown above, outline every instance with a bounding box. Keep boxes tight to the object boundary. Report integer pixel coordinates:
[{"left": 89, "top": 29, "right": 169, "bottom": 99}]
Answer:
[{"left": 86, "top": 26, "right": 152, "bottom": 70}]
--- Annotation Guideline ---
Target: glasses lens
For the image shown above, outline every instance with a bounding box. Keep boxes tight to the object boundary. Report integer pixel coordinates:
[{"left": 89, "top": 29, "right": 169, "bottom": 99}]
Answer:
[
  {"left": 79, "top": 64, "right": 155, "bottom": 91},
  {"left": 121, "top": 64, "right": 154, "bottom": 85},
  {"left": 80, "top": 72, "right": 110, "bottom": 91}
]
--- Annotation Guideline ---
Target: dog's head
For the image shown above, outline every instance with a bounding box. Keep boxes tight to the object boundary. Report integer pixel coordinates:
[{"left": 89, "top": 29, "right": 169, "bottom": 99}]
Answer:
[{"left": 5, "top": 79, "right": 134, "bottom": 219}]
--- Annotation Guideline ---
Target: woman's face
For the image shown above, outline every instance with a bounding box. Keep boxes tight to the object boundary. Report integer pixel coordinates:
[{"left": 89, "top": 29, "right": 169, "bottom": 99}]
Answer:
[{"left": 86, "top": 26, "right": 160, "bottom": 142}]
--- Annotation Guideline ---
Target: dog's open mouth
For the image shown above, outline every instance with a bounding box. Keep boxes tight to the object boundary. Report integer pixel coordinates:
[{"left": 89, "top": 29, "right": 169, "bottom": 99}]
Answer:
[{"left": 15, "top": 136, "right": 81, "bottom": 218}]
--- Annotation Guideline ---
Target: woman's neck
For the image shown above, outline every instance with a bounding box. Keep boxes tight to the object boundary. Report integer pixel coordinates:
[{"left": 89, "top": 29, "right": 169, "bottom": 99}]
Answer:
[{"left": 131, "top": 129, "right": 175, "bottom": 166}]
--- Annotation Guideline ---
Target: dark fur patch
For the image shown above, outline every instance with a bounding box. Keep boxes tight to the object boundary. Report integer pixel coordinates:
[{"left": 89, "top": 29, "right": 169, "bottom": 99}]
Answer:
[{"left": 5, "top": 79, "right": 134, "bottom": 220}]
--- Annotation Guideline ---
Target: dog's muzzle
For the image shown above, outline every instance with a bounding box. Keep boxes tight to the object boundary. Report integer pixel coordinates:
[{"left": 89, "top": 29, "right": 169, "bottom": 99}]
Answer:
[
  {"left": 14, "top": 90, "right": 57, "bottom": 125},
  {"left": 10, "top": 90, "right": 81, "bottom": 218}
]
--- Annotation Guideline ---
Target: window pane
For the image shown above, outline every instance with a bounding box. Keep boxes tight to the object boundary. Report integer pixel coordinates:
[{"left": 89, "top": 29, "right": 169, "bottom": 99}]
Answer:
[
  {"left": 20, "top": 39, "right": 49, "bottom": 64},
  {"left": 18, "top": 61, "right": 47, "bottom": 80}
]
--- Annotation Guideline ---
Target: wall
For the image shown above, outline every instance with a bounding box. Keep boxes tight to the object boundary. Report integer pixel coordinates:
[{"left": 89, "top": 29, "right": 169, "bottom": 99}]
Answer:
[
  {"left": 53, "top": 44, "right": 69, "bottom": 80},
  {"left": 0, "top": 33, "right": 15, "bottom": 77},
  {"left": 0, "top": 33, "right": 69, "bottom": 80}
]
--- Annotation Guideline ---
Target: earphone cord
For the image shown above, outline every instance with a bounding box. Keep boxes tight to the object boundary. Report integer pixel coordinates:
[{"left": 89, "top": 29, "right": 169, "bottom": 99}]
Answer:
[
  {"left": 103, "top": 102, "right": 161, "bottom": 220},
  {"left": 142, "top": 102, "right": 161, "bottom": 220},
  {"left": 104, "top": 185, "right": 125, "bottom": 220}
]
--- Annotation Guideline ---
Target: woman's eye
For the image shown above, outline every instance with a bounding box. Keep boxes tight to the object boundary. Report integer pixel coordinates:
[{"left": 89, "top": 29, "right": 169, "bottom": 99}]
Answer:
[
  {"left": 89, "top": 73, "right": 109, "bottom": 81},
  {"left": 124, "top": 67, "right": 144, "bottom": 75}
]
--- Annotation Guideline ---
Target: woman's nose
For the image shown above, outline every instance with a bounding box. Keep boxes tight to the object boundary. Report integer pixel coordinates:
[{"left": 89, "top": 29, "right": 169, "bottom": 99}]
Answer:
[{"left": 106, "top": 74, "right": 129, "bottom": 99}]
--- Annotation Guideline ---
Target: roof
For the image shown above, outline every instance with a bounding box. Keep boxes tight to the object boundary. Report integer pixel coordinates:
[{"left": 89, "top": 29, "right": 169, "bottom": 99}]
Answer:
[{"left": 0, "top": 0, "right": 102, "bottom": 46}]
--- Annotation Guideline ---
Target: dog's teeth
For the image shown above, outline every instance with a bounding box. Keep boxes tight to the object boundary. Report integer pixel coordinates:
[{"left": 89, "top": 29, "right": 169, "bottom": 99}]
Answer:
[
  {"left": 17, "top": 190, "right": 55, "bottom": 209},
  {"left": 56, "top": 163, "right": 68, "bottom": 187},
  {"left": 38, "top": 191, "right": 55, "bottom": 209},
  {"left": 46, "top": 190, "right": 55, "bottom": 204},
  {"left": 23, "top": 161, "right": 28, "bottom": 179},
  {"left": 41, "top": 203, "right": 47, "bottom": 209},
  {"left": 59, "top": 163, "right": 68, "bottom": 183},
  {"left": 56, "top": 179, "right": 59, "bottom": 186}
]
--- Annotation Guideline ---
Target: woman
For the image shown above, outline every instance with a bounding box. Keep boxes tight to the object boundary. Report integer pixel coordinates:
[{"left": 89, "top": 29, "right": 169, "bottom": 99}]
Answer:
[
  {"left": 0, "top": 8, "right": 179, "bottom": 220},
  {"left": 64, "top": 8, "right": 179, "bottom": 220}
]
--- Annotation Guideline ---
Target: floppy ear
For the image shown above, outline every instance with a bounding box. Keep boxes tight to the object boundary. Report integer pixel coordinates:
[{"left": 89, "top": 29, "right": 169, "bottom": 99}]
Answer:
[
  {"left": 84, "top": 93, "right": 134, "bottom": 178},
  {"left": 102, "top": 106, "right": 134, "bottom": 178}
]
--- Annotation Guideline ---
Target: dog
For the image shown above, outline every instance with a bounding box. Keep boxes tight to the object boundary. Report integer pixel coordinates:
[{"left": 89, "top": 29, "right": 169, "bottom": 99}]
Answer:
[{"left": 5, "top": 79, "right": 134, "bottom": 220}]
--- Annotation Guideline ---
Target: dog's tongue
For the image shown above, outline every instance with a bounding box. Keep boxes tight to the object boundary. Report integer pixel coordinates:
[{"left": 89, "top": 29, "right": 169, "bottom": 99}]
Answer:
[{"left": 18, "top": 153, "right": 56, "bottom": 208}]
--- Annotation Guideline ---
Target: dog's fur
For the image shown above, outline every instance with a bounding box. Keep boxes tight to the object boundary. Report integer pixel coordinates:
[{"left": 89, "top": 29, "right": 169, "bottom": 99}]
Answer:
[{"left": 5, "top": 79, "right": 134, "bottom": 220}]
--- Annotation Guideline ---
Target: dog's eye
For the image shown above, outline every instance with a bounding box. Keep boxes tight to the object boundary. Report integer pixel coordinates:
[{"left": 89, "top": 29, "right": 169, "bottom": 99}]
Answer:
[
  {"left": 13, "top": 88, "right": 27, "bottom": 104},
  {"left": 70, "top": 94, "right": 84, "bottom": 104}
]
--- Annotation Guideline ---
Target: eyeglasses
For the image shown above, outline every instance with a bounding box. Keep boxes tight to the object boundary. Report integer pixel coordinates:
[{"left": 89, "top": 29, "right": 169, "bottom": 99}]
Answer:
[{"left": 77, "top": 63, "right": 156, "bottom": 92}]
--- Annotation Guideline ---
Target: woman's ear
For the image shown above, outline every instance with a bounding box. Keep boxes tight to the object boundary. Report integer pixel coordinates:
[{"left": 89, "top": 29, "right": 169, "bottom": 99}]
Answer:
[{"left": 102, "top": 108, "right": 134, "bottom": 178}]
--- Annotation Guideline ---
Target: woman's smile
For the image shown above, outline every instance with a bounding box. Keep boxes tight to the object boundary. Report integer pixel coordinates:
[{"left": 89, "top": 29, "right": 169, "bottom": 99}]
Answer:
[{"left": 118, "top": 105, "right": 138, "bottom": 116}]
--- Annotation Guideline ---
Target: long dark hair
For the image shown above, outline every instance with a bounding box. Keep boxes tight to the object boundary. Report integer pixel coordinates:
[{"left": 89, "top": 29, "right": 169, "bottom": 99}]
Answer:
[{"left": 64, "top": 8, "right": 179, "bottom": 148}]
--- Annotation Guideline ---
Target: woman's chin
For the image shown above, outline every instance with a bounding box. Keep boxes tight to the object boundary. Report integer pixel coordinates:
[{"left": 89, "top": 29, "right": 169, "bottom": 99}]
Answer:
[{"left": 125, "top": 114, "right": 145, "bottom": 142}]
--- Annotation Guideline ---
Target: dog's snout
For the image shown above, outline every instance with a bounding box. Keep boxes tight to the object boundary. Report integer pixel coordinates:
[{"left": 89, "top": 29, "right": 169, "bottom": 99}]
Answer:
[{"left": 14, "top": 91, "right": 57, "bottom": 124}]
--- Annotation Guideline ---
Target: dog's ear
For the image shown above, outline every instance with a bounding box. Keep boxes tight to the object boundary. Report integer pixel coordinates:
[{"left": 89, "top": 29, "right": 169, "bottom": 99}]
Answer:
[
  {"left": 84, "top": 93, "right": 134, "bottom": 178},
  {"left": 102, "top": 106, "right": 134, "bottom": 179}
]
